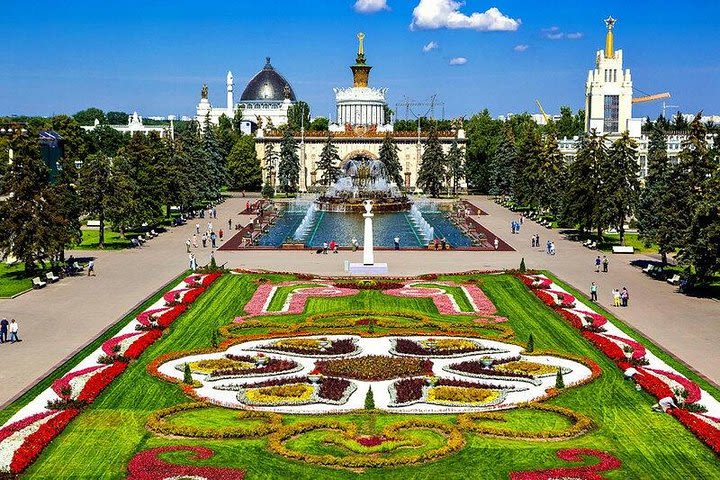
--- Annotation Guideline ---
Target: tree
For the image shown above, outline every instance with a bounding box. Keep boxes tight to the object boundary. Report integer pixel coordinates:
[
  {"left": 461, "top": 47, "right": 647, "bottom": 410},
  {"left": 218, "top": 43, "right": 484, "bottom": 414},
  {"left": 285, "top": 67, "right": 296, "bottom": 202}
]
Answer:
[
  {"left": 309, "top": 117, "right": 329, "bottom": 131},
  {"left": 364, "top": 387, "right": 375, "bottom": 410},
  {"left": 316, "top": 135, "right": 341, "bottom": 186},
  {"left": 378, "top": 134, "right": 403, "bottom": 187},
  {"left": 287, "top": 101, "right": 310, "bottom": 132},
  {"left": 464, "top": 109, "right": 502, "bottom": 191},
  {"left": 600, "top": 132, "right": 640, "bottom": 244},
  {"left": 555, "top": 106, "right": 585, "bottom": 139},
  {"left": 226, "top": 135, "right": 262, "bottom": 191},
  {"left": 106, "top": 111, "right": 129, "bottom": 125},
  {"left": 512, "top": 128, "right": 544, "bottom": 208},
  {"left": 672, "top": 111, "right": 689, "bottom": 131},
  {"left": 77, "top": 154, "right": 129, "bottom": 247},
  {"left": 263, "top": 142, "right": 278, "bottom": 186},
  {"left": 201, "top": 117, "right": 228, "bottom": 197},
  {"left": 0, "top": 134, "right": 64, "bottom": 271},
  {"left": 682, "top": 169, "right": 720, "bottom": 282},
  {"left": 637, "top": 126, "right": 685, "bottom": 264},
  {"left": 561, "top": 130, "right": 607, "bottom": 237},
  {"left": 73, "top": 107, "right": 106, "bottom": 126},
  {"left": 277, "top": 127, "right": 300, "bottom": 193},
  {"left": 446, "top": 136, "right": 465, "bottom": 195},
  {"left": 538, "top": 132, "right": 567, "bottom": 215},
  {"left": 86, "top": 124, "right": 128, "bottom": 157},
  {"left": 526, "top": 333, "right": 534, "bottom": 352},
  {"left": 488, "top": 127, "right": 516, "bottom": 196},
  {"left": 417, "top": 127, "right": 446, "bottom": 197}
]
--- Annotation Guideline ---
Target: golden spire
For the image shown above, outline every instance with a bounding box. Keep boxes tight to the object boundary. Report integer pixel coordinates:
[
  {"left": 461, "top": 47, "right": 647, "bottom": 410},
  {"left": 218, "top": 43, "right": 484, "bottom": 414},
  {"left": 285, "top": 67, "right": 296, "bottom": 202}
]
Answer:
[
  {"left": 604, "top": 16, "right": 616, "bottom": 58},
  {"left": 351, "top": 32, "right": 371, "bottom": 87},
  {"left": 357, "top": 32, "right": 365, "bottom": 57}
]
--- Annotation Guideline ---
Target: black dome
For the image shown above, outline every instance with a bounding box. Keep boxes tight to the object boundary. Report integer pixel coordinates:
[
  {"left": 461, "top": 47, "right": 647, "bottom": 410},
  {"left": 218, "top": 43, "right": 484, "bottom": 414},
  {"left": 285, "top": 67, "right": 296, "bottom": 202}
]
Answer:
[{"left": 240, "top": 57, "right": 297, "bottom": 102}]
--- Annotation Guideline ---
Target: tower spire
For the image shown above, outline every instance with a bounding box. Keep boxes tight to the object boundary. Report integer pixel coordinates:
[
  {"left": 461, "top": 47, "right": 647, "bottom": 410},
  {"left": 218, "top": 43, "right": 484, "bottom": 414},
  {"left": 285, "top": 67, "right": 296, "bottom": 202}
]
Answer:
[
  {"left": 351, "top": 32, "right": 371, "bottom": 87},
  {"left": 604, "top": 16, "right": 616, "bottom": 58}
]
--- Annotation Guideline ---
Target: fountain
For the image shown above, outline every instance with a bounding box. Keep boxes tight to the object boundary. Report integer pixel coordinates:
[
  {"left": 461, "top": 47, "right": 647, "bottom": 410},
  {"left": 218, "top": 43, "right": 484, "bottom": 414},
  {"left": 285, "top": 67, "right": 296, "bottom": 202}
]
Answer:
[
  {"left": 315, "top": 156, "right": 411, "bottom": 213},
  {"left": 349, "top": 200, "right": 388, "bottom": 275},
  {"left": 292, "top": 202, "right": 318, "bottom": 240},
  {"left": 409, "top": 204, "right": 434, "bottom": 241}
]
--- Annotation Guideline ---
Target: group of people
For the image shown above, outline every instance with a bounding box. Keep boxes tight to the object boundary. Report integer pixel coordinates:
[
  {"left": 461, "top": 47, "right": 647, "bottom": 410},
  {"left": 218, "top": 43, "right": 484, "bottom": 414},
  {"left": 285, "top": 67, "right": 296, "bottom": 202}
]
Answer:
[
  {"left": 624, "top": 367, "right": 680, "bottom": 414},
  {"left": 431, "top": 237, "right": 449, "bottom": 250},
  {"left": 510, "top": 217, "right": 523, "bottom": 234},
  {"left": 187, "top": 221, "right": 224, "bottom": 252},
  {"left": 0, "top": 318, "right": 20, "bottom": 344},
  {"left": 319, "top": 241, "right": 339, "bottom": 254},
  {"left": 589, "top": 282, "right": 630, "bottom": 306},
  {"left": 594, "top": 255, "right": 610, "bottom": 273}
]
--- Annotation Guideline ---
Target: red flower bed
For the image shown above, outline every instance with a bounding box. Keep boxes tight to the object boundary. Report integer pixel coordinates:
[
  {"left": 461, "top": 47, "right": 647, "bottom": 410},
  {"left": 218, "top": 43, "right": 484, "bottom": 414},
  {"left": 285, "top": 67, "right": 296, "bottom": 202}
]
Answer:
[
  {"left": 317, "top": 377, "right": 352, "bottom": 402},
  {"left": 9, "top": 409, "right": 81, "bottom": 474},
  {"left": 633, "top": 368, "right": 675, "bottom": 400},
  {"left": 355, "top": 435, "right": 387, "bottom": 447},
  {"left": 126, "top": 445, "right": 245, "bottom": 480},
  {"left": 183, "top": 272, "right": 222, "bottom": 288},
  {"left": 671, "top": 409, "right": 720, "bottom": 454},
  {"left": 559, "top": 309, "right": 584, "bottom": 329},
  {"left": 163, "top": 287, "right": 205, "bottom": 306},
  {"left": 581, "top": 331, "right": 625, "bottom": 361},
  {"left": 604, "top": 334, "right": 646, "bottom": 359},
  {"left": 510, "top": 448, "right": 622, "bottom": 479},
  {"left": 136, "top": 305, "right": 187, "bottom": 328},
  {"left": 101, "top": 333, "right": 143, "bottom": 356},
  {"left": 393, "top": 378, "right": 426, "bottom": 404},
  {"left": 51, "top": 365, "right": 105, "bottom": 398},
  {"left": 124, "top": 330, "right": 164, "bottom": 360},
  {"left": 646, "top": 368, "right": 701, "bottom": 404},
  {"left": 77, "top": 361, "right": 128, "bottom": 403},
  {"left": 561, "top": 309, "right": 608, "bottom": 329},
  {"left": 0, "top": 411, "right": 57, "bottom": 443},
  {"left": 520, "top": 275, "right": 552, "bottom": 289}
]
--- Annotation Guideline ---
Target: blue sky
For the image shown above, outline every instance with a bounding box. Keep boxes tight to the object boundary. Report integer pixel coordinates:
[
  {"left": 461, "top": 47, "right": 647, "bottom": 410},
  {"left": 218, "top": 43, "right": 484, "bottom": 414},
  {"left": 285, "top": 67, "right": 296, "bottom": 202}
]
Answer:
[{"left": 3, "top": 0, "right": 719, "bottom": 120}]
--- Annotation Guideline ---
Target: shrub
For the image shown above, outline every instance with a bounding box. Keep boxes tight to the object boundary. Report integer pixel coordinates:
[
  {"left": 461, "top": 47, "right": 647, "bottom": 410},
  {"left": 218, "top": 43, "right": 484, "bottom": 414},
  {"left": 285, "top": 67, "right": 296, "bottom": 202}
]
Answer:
[
  {"left": 555, "top": 369, "right": 565, "bottom": 389},
  {"left": 261, "top": 183, "right": 275, "bottom": 198},
  {"left": 364, "top": 387, "right": 375, "bottom": 410},
  {"left": 183, "top": 363, "right": 193, "bottom": 385},
  {"left": 519, "top": 257, "right": 526, "bottom": 273},
  {"left": 526, "top": 333, "right": 534, "bottom": 353}
]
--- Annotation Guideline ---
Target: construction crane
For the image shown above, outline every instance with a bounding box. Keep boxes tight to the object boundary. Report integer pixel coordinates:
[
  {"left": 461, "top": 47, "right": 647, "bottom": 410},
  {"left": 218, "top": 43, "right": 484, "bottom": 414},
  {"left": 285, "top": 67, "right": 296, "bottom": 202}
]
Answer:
[
  {"left": 632, "top": 92, "right": 671, "bottom": 104},
  {"left": 535, "top": 99, "right": 550, "bottom": 124}
]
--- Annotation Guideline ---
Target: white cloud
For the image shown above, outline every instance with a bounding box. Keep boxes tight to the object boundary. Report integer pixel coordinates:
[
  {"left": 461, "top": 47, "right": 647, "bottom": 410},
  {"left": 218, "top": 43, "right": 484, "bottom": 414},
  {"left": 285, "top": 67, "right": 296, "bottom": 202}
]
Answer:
[
  {"left": 410, "top": 1, "right": 520, "bottom": 31},
  {"left": 513, "top": 44, "right": 528, "bottom": 52},
  {"left": 449, "top": 56, "right": 467, "bottom": 65},
  {"left": 354, "top": 0, "right": 389, "bottom": 13},
  {"left": 542, "top": 26, "right": 583, "bottom": 40},
  {"left": 422, "top": 41, "right": 439, "bottom": 52}
]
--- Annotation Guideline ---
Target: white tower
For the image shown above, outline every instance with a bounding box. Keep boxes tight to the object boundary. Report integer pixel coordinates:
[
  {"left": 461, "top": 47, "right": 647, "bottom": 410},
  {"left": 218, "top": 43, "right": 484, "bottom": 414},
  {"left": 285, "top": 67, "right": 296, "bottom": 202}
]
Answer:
[
  {"left": 584, "top": 17, "right": 639, "bottom": 136},
  {"left": 226, "top": 71, "right": 234, "bottom": 111}
]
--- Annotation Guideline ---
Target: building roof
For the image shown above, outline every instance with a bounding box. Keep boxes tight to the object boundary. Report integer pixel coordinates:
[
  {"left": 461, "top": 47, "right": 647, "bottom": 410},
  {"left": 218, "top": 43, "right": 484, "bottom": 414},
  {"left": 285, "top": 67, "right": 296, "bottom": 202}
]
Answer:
[{"left": 240, "top": 57, "right": 296, "bottom": 102}]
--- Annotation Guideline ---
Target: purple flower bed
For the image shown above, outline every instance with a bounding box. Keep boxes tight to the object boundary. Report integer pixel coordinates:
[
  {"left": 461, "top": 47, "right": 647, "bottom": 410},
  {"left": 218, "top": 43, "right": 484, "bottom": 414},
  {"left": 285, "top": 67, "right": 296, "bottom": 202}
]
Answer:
[
  {"left": 393, "top": 378, "right": 426, "bottom": 404},
  {"left": 318, "top": 377, "right": 352, "bottom": 401}
]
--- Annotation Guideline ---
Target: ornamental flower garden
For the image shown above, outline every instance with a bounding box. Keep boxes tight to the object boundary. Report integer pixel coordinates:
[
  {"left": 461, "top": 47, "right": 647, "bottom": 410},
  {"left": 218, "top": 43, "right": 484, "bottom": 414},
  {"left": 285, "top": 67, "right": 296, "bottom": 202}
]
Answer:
[{"left": 0, "top": 270, "right": 719, "bottom": 478}]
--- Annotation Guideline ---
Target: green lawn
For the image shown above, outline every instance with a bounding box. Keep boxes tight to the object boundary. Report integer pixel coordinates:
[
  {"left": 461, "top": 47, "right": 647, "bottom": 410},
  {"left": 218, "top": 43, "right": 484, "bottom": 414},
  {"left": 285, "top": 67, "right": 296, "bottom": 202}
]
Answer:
[
  {"left": 70, "top": 229, "right": 135, "bottom": 250},
  {"left": 6, "top": 273, "right": 719, "bottom": 479},
  {"left": 598, "top": 232, "right": 661, "bottom": 254},
  {"left": 0, "top": 262, "right": 35, "bottom": 298}
]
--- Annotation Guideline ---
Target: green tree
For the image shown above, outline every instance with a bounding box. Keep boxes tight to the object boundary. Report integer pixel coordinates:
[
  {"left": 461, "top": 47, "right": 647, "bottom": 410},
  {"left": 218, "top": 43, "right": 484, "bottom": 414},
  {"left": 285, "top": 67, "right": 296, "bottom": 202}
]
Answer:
[
  {"left": 599, "top": 132, "right": 640, "bottom": 244},
  {"left": 464, "top": 109, "right": 502, "bottom": 191},
  {"left": 637, "top": 126, "right": 685, "bottom": 264},
  {"left": 446, "top": 136, "right": 465, "bottom": 195},
  {"left": 201, "top": 117, "right": 227, "bottom": 197},
  {"left": 682, "top": 169, "right": 720, "bottom": 282},
  {"left": 277, "top": 127, "right": 300, "bottom": 193},
  {"left": 364, "top": 387, "right": 375, "bottom": 410},
  {"left": 561, "top": 130, "right": 607, "bottom": 238},
  {"left": 287, "top": 101, "right": 310, "bottom": 132},
  {"left": 309, "top": 117, "right": 329, "bottom": 131},
  {"left": 538, "top": 132, "right": 567, "bottom": 215},
  {"left": 226, "top": 135, "right": 262, "bottom": 191},
  {"left": 106, "top": 111, "right": 129, "bottom": 125},
  {"left": 672, "top": 111, "right": 689, "bottom": 131},
  {"left": 317, "top": 135, "right": 341, "bottom": 186},
  {"left": 512, "top": 128, "right": 544, "bottom": 208},
  {"left": 86, "top": 125, "right": 129, "bottom": 157},
  {"left": 73, "top": 107, "right": 106, "bottom": 126},
  {"left": 555, "top": 106, "right": 585, "bottom": 139},
  {"left": 488, "top": 127, "right": 516, "bottom": 196},
  {"left": 263, "top": 142, "right": 278, "bottom": 186},
  {"left": 417, "top": 127, "right": 446, "bottom": 197},
  {"left": 378, "top": 134, "right": 403, "bottom": 187}
]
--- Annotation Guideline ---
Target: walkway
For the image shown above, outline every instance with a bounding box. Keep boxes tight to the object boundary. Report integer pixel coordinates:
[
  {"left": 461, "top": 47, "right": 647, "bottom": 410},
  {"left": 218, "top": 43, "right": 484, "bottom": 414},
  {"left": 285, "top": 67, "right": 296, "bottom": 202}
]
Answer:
[{"left": 1, "top": 194, "right": 718, "bottom": 409}]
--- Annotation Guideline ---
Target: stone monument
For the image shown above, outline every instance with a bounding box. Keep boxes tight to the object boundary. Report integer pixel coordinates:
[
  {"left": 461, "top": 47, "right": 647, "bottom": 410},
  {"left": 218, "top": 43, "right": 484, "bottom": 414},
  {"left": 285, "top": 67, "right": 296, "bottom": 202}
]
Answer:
[{"left": 348, "top": 200, "right": 388, "bottom": 275}]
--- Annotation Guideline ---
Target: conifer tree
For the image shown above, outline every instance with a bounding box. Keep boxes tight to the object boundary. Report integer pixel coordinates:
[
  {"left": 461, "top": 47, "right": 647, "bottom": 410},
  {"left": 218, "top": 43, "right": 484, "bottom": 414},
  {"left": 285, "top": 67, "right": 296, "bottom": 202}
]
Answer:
[
  {"left": 417, "top": 126, "right": 446, "bottom": 197},
  {"left": 488, "top": 128, "right": 516, "bottom": 196},
  {"left": 513, "top": 128, "right": 544, "bottom": 208},
  {"left": 600, "top": 132, "right": 640, "bottom": 244},
  {"left": 263, "top": 142, "right": 278, "bottom": 186},
  {"left": 278, "top": 127, "right": 300, "bottom": 193},
  {"left": 538, "top": 133, "right": 567, "bottom": 215},
  {"left": 379, "top": 133, "right": 403, "bottom": 187},
  {"left": 446, "top": 136, "right": 465, "bottom": 195},
  {"left": 317, "top": 135, "right": 341, "bottom": 186},
  {"left": 201, "top": 116, "right": 227, "bottom": 198}
]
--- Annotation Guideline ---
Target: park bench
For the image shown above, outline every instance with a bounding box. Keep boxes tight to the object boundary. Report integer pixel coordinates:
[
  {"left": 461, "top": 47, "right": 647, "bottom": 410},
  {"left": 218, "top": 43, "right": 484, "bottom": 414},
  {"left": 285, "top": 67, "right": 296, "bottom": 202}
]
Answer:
[
  {"left": 45, "top": 271, "right": 60, "bottom": 283},
  {"left": 150, "top": 229, "right": 159, "bottom": 237},
  {"left": 612, "top": 246, "right": 635, "bottom": 254},
  {"left": 642, "top": 264, "right": 656, "bottom": 274},
  {"left": 667, "top": 274, "right": 681, "bottom": 285},
  {"left": 32, "top": 277, "right": 47, "bottom": 289},
  {"left": 587, "top": 241, "right": 597, "bottom": 249},
  {"left": 72, "top": 262, "right": 84, "bottom": 272},
  {"left": 131, "top": 238, "right": 141, "bottom": 248},
  {"left": 86, "top": 220, "right": 101, "bottom": 229}
]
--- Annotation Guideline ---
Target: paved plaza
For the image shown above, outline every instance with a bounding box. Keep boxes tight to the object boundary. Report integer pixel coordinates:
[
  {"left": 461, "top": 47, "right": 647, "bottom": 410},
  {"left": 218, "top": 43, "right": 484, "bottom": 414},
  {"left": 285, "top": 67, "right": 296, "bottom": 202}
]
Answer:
[{"left": 0, "top": 194, "right": 718, "bottom": 408}]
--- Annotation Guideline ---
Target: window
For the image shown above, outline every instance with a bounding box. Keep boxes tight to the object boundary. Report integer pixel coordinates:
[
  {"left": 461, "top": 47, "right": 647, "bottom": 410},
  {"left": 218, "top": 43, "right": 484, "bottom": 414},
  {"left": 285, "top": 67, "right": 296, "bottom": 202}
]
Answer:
[{"left": 603, "top": 95, "right": 620, "bottom": 132}]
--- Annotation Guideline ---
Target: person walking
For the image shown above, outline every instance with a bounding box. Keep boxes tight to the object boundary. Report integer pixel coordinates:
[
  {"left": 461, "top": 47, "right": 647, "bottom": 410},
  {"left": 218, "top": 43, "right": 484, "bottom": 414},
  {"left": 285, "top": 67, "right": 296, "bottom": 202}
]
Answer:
[
  {"left": 87, "top": 260, "right": 95, "bottom": 276},
  {"left": 9, "top": 319, "right": 20, "bottom": 343},
  {"left": 322, "top": 242, "right": 328, "bottom": 254},
  {"left": 546, "top": 240, "right": 551, "bottom": 254},
  {"left": 549, "top": 242, "right": 556, "bottom": 255},
  {"left": 185, "top": 238, "right": 191, "bottom": 253},
  {"left": 590, "top": 282, "right": 598, "bottom": 302},
  {"left": 535, "top": 234, "right": 540, "bottom": 248},
  {"left": 219, "top": 229, "right": 224, "bottom": 241},
  {"left": 612, "top": 288, "right": 621, "bottom": 307},
  {"left": 394, "top": 236, "right": 400, "bottom": 250},
  {"left": 602, "top": 256, "right": 609, "bottom": 273},
  {"left": 329, "top": 240, "right": 336, "bottom": 253},
  {"left": 0, "top": 318, "right": 8, "bottom": 343},
  {"left": 201, "top": 233, "right": 207, "bottom": 248},
  {"left": 595, "top": 256, "right": 602, "bottom": 273},
  {"left": 434, "top": 238, "right": 439, "bottom": 251},
  {"left": 195, "top": 223, "right": 200, "bottom": 234},
  {"left": 351, "top": 237, "right": 358, "bottom": 252},
  {"left": 192, "top": 234, "right": 198, "bottom": 248},
  {"left": 440, "top": 237, "right": 447, "bottom": 250},
  {"left": 210, "top": 231, "right": 217, "bottom": 248},
  {"left": 191, "top": 253, "right": 197, "bottom": 271},
  {"left": 531, "top": 235, "right": 536, "bottom": 248},
  {"left": 621, "top": 287, "right": 629, "bottom": 307},
  {"left": 228, "top": 218, "right": 233, "bottom": 230},
  {"left": 494, "top": 237, "right": 499, "bottom": 250}
]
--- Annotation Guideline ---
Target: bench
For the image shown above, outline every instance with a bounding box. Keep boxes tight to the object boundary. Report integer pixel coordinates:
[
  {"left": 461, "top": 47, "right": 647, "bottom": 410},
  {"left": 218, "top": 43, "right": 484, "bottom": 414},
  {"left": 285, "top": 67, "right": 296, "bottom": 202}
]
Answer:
[
  {"left": 86, "top": 220, "right": 101, "bottom": 229},
  {"left": 45, "top": 271, "right": 60, "bottom": 283},
  {"left": 667, "top": 274, "right": 681, "bottom": 285},
  {"left": 612, "top": 246, "right": 635, "bottom": 254},
  {"left": 32, "top": 277, "right": 47, "bottom": 289},
  {"left": 642, "top": 264, "right": 656, "bottom": 274}
]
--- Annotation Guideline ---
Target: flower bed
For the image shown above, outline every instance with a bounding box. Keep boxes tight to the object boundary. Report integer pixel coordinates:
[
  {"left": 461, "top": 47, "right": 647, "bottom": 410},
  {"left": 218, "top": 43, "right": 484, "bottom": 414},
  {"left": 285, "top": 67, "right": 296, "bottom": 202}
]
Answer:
[
  {"left": 509, "top": 448, "right": 621, "bottom": 479},
  {"left": 427, "top": 385, "right": 502, "bottom": 407},
  {"left": 315, "top": 355, "right": 433, "bottom": 381},
  {"left": 136, "top": 305, "right": 187, "bottom": 329},
  {"left": 383, "top": 282, "right": 497, "bottom": 316},
  {"left": 259, "top": 337, "right": 358, "bottom": 357},
  {"left": 244, "top": 282, "right": 359, "bottom": 316},
  {"left": 390, "top": 338, "right": 502, "bottom": 357},
  {"left": 230, "top": 375, "right": 356, "bottom": 407},
  {"left": 535, "top": 290, "right": 576, "bottom": 308},
  {"left": 126, "top": 445, "right": 246, "bottom": 480},
  {"left": 671, "top": 409, "right": 720, "bottom": 454},
  {"left": 646, "top": 368, "right": 702, "bottom": 404},
  {"left": 183, "top": 272, "right": 222, "bottom": 288},
  {"left": 445, "top": 358, "right": 566, "bottom": 386},
  {"left": 390, "top": 378, "right": 426, "bottom": 405},
  {"left": 163, "top": 287, "right": 205, "bottom": 306},
  {"left": 519, "top": 275, "right": 553, "bottom": 289},
  {"left": 560, "top": 309, "right": 608, "bottom": 329},
  {"left": 179, "top": 355, "right": 300, "bottom": 380}
]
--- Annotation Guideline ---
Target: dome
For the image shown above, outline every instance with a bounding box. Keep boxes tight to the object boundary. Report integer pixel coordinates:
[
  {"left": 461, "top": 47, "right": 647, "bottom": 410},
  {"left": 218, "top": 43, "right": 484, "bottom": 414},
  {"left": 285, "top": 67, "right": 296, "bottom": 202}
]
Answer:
[{"left": 240, "top": 57, "right": 297, "bottom": 102}]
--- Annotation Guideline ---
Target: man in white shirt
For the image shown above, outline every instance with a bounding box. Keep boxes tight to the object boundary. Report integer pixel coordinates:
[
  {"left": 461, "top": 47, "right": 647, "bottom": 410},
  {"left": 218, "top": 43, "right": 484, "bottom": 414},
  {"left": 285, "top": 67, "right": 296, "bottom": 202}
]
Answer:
[{"left": 9, "top": 319, "right": 20, "bottom": 343}]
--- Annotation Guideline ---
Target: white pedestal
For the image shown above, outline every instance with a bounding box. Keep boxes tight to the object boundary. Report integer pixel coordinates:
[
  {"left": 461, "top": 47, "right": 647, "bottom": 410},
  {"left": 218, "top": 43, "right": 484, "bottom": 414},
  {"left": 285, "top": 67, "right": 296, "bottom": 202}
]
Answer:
[
  {"left": 363, "top": 212, "right": 374, "bottom": 265},
  {"left": 349, "top": 263, "right": 388, "bottom": 275}
]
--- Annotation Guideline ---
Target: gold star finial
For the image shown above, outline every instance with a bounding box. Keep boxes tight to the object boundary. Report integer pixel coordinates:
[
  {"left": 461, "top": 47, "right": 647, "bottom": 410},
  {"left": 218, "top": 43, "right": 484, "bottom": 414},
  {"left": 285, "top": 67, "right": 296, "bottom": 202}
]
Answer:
[{"left": 605, "top": 16, "right": 616, "bottom": 30}]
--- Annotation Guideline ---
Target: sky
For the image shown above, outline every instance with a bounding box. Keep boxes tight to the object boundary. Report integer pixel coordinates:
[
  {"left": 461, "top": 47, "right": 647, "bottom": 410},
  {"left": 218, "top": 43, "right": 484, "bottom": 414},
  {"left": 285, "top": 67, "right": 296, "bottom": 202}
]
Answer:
[{"left": 2, "top": 0, "right": 720, "bottom": 121}]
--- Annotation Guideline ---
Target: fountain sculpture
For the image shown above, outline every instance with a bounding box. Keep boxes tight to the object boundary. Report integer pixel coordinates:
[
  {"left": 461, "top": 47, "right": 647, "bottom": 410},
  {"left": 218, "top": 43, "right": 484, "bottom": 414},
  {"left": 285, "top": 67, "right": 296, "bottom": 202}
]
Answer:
[{"left": 316, "top": 156, "right": 411, "bottom": 213}]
